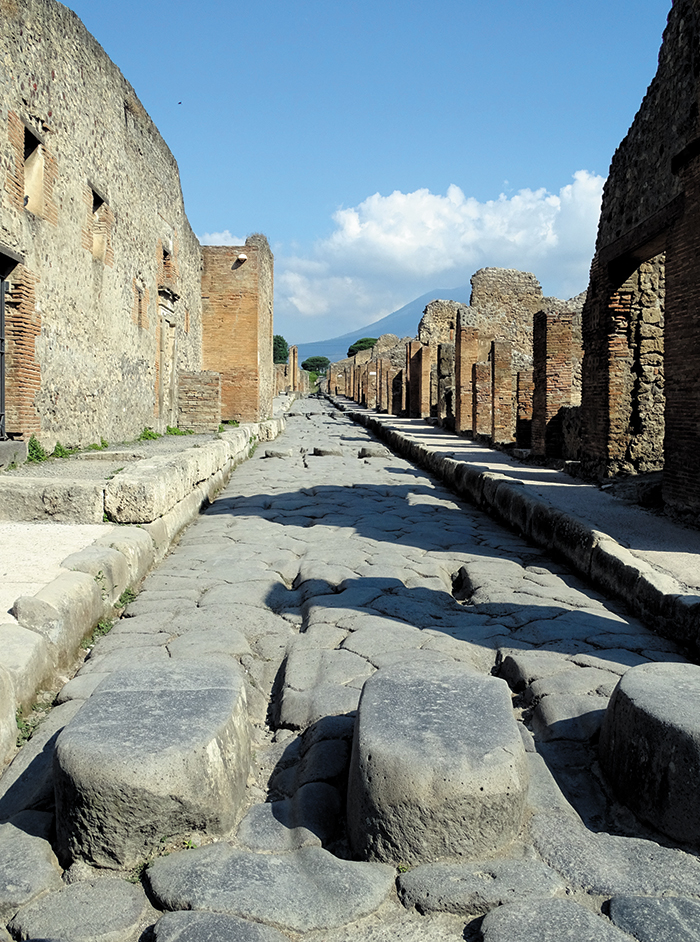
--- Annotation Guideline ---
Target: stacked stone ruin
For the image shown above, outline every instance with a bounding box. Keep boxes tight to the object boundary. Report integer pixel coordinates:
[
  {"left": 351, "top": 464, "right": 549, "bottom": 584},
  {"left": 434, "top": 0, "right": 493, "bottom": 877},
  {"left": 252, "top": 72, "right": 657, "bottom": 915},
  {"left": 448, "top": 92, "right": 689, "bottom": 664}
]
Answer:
[{"left": 329, "top": 267, "right": 588, "bottom": 465}]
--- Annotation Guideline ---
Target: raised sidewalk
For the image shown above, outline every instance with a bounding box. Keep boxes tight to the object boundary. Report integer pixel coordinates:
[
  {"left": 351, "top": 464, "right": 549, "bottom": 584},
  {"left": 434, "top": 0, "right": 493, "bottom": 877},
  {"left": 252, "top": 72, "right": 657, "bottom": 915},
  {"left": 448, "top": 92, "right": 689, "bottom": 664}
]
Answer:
[{"left": 334, "top": 398, "right": 700, "bottom": 654}]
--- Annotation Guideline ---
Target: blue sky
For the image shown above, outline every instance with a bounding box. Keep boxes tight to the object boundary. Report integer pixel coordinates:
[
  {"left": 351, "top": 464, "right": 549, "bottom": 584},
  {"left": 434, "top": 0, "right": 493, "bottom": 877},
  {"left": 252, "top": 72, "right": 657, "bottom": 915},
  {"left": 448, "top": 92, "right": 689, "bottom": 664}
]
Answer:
[{"left": 66, "top": 0, "right": 671, "bottom": 343}]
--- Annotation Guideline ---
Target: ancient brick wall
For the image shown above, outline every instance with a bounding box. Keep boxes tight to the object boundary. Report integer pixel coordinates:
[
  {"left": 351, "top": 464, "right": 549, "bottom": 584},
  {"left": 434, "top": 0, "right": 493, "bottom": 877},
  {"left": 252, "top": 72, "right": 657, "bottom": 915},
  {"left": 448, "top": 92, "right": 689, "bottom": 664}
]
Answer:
[
  {"left": 491, "top": 341, "right": 514, "bottom": 444},
  {"left": 472, "top": 362, "right": 492, "bottom": 438},
  {"left": 532, "top": 311, "right": 574, "bottom": 459},
  {"left": 201, "top": 237, "right": 274, "bottom": 423},
  {"left": 177, "top": 371, "right": 221, "bottom": 433},
  {"left": 0, "top": 0, "right": 204, "bottom": 447},
  {"left": 516, "top": 370, "right": 534, "bottom": 449},
  {"left": 437, "top": 343, "right": 455, "bottom": 429}
]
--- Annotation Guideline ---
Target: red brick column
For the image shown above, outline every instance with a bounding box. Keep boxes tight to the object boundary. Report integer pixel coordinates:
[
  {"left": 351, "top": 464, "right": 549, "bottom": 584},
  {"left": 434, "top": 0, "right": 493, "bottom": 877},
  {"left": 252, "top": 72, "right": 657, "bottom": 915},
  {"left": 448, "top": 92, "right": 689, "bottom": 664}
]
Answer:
[
  {"left": 531, "top": 310, "right": 574, "bottom": 458},
  {"left": 406, "top": 341, "right": 422, "bottom": 417},
  {"left": 491, "top": 340, "right": 514, "bottom": 444},
  {"left": 516, "top": 370, "right": 534, "bottom": 448},
  {"left": 472, "top": 362, "right": 492, "bottom": 437},
  {"left": 418, "top": 344, "right": 432, "bottom": 418},
  {"left": 455, "top": 325, "right": 479, "bottom": 434},
  {"left": 663, "top": 153, "right": 700, "bottom": 514}
]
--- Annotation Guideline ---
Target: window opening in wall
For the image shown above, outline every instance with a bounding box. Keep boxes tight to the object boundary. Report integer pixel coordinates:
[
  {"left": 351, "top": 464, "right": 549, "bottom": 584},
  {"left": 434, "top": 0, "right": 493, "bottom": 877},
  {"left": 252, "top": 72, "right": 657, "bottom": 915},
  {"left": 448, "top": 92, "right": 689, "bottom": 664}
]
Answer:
[
  {"left": 91, "top": 188, "right": 108, "bottom": 262},
  {"left": 23, "top": 126, "right": 44, "bottom": 215}
]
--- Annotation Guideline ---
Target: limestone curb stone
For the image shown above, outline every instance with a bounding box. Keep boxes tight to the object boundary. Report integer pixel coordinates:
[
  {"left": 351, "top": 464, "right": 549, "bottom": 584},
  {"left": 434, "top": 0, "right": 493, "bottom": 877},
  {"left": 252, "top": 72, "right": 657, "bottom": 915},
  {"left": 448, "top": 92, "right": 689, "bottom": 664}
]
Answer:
[
  {"left": 0, "top": 479, "right": 105, "bottom": 524},
  {"left": 599, "top": 662, "right": 700, "bottom": 842},
  {"left": 479, "top": 898, "right": 634, "bottom": 942},
  {"left": 347, "top": 661, "right": 529, "bottom": 864},
  {"left": 153, "top": 911, "right": 290, "bottom": 942},
  {"left": 54, "top": 662, "right": 251, "bottom": 868},
  {"left": 93, "top": 527, "right": 155, "bottom": 586},
  {"left": 60, "top": 546, "right": 129, "bottom": 606},
  {"left": 397, "top": 859, "right": 566, "bottom": 916},
  {"left": 13, "top": 571, "right": 105, "bottom": 669},
  {"left": 342, "top": 405, "right": 700, "bottom": 649},
  {"left": 146, "top": 843, "right": 396, "bottom": 933},
  {"left": 7, "top": 878, "right": 151, "bottom": 942},
  {"left": 0, "top": 669, "right": 15, "bottom": 769},
  {"left": 0, "top": 623, "right": 53, "bottom": 714},
  {"left": 0, "top": 440, "right": 27, "bottom": 472}
]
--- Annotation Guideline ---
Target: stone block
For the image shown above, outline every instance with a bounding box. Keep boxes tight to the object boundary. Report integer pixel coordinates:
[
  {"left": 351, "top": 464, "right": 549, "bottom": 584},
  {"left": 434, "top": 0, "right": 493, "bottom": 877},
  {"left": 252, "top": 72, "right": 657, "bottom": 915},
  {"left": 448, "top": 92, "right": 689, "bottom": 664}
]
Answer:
[
  {"left": 0, "top": 813, "right": 62, "bottom": 921},
  {"left": 94, "top": 525, "right": 155, "bottom": 586},
  {"left": 599, "top": 662, "right": 700, "bottom": 842},
  {"left": 61, "top": 545, "right": 130, "bottom": 605},
  {"left": 347, "top": 661, "right": 528, "bottom": 864},
  {"left": 480, "top": 898, "right": 634, "bottom": 942},
  {"left": 0, "top": 440, "right": 27, "bottom": 470},
  {"left": 0, "top": 479, "right": 105, "bottom": 523},
  {"left": 154, "top": 911, "right": 289, "bottom": 942},
  {"left": 0, "top": 667, "right": 15, "bottom": 769},
  {"left": 609, "top": 895, "right": 700, "bottom": 942},
  {"left": 54, "top": 661, "right": 250, "bottom": 868}
]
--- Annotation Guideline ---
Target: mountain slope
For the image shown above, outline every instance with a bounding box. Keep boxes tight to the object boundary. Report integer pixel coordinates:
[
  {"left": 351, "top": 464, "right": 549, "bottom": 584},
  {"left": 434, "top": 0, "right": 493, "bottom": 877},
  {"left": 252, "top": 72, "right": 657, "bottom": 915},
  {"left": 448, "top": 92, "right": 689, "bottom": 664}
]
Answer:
[{"left": 294, "top": 285, "right": 472, "bottom": 366}]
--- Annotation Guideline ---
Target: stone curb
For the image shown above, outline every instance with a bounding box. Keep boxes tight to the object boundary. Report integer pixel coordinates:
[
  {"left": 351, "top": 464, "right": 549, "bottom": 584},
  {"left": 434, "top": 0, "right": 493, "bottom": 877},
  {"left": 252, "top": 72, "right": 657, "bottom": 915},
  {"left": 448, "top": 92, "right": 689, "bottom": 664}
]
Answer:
[
  {"left": 0, "top": 417, "right": 286, "bottom": 768},
  {"left": 341, "top": 405, "right": 700, "bottom": 653}
]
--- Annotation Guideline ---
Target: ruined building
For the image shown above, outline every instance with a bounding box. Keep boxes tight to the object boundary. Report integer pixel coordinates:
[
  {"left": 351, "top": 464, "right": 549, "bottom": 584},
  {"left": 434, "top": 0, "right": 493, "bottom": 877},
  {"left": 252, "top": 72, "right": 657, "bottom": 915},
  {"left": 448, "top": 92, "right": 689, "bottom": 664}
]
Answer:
[
  {"left": 0, "top": 0, "right": 275, "bottom": 448},
  {"left": 580, "top": 0, "right": 700, "bottom": 516}
]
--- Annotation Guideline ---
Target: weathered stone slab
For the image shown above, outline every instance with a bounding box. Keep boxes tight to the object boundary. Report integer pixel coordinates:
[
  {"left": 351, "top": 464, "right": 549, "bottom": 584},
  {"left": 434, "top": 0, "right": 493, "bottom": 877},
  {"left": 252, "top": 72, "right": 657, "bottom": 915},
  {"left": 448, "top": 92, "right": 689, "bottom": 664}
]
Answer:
[
  {"left": 398, "top": 859, "right": 565, "bottom": 915},
  {"left": 532, "top": 693, "right": 608, "bottom": 741},
  {"left": 609, "top": 895, "right": 700, "bottom": 942},
  {"left": 0, "top": 666, "right": 15, "bottom": 768},
  {"left": 8, "top": 878, "right": 150, "bottom": 942},
  {"left": 531, "top": 810, "right": 700, "bottom": 895},
  {"left": 278, "top": 683, "right": 361, "bottom": 730},
  {"left": 347, "top": 661, "right": 528, "bottom": 863},
  {"left": 0, "top": 479, "right": 105, "bottom": 523},
  {"left": 154, "top": 911, "right": 290, "bottom": 942},
  {"left": 0, "top": 812, "right": 62, "bottom": 921},
  {"left": 54, "top": 662, "right": 250, "bottom": 867},
  {"left": 147, "top": 844, "right": 395, "bottom": 933},
  {"left": 599, "top": 662, "right": 700, "bottom": 842},
  {"left": 480, "top": 898, "right": 634, "bottom": 942}
]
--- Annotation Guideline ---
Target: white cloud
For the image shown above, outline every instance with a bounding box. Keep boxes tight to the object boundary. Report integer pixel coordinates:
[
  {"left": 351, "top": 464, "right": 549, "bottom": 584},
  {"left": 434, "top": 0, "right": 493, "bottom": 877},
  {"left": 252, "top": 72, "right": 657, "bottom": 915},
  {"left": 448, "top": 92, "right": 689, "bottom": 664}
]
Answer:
[
  {"left": 275, "top": 171, "right": 604, "bottom": 343},
  {"left": 198, "top": 229, "right": 245, "bottom": 246}
]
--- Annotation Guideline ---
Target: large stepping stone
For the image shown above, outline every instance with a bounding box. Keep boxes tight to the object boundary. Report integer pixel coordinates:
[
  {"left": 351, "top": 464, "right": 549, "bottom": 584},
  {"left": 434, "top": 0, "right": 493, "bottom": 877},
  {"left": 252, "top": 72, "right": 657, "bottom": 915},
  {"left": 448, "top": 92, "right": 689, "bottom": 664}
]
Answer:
[
  {"left": 54, "top": 661, "right": 250, "bottom": 868},
  {"left": 237, "top": 782, "right": 342, "bottom": 851},
  {"left": 8, "top": 878, "right": 150, "bottom": 942},
  {"left": 147, "top": 843, "right": 395, "bottom": 933},
  {"left": 609, "top": 895, "right": 700, "bottom": 942},
  {"left": 599, "top": 662, "right": 700, "bottom": 842},
  {"left": 480, "top": 898, "right": 634, "bottom": 941},
  {"left": 347, "top": 661, "right": 528, "bottom": 864},
  {"left": 153, "top": 911, "right": 289, "bottom": 942},
  {"left": 397, "top": 858, "right": 565, "bottom": 916}
]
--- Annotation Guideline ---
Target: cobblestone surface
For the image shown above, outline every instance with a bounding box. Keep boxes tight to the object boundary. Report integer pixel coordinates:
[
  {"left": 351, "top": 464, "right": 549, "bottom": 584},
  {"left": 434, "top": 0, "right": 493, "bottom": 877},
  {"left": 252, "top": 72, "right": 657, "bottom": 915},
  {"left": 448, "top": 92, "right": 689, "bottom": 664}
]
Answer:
[{"left": 0, "top": 398, "right": 696, "bottom": 940}]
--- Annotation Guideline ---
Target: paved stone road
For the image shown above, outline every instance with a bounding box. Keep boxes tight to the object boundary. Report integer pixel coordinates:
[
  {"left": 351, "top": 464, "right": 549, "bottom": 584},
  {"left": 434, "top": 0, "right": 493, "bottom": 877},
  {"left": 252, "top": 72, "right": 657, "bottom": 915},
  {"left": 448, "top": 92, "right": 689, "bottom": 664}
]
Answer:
[{"left": 1, "top": 399, "right": 699, "bottom": 942}]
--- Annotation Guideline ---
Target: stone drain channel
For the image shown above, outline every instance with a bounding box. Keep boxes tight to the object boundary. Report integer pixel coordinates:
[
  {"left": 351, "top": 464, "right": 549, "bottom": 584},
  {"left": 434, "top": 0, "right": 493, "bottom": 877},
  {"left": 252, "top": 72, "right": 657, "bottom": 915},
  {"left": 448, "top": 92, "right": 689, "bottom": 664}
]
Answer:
[{"left": 1, "top": 399, "right": 699, "bottom": 941}]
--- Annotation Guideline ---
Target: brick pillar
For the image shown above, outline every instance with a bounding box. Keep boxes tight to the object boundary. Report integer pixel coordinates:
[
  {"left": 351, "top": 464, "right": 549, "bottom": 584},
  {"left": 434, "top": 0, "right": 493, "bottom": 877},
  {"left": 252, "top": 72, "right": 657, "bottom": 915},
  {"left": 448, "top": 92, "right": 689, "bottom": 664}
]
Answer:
[
  {"left": 392, "top": 368, "right": 403, "bottom": 415},
  {"left": 376, "top": 358, "right": 390, "bottom": 412},
  {"left": 663, "top": 152, "right": 700, "bottom": 514},
  {"left": 367, "top": 362, "right": 378, "bottom": 409},
  {"left": 418, "top": 344, "right": 432, "bottom": 418},
  {"left": 532, "top": 310, "right": 574, "bottom": 459},
  {"left": 407, "top": 341, "right": 422, "bottom": 417},
  {"left": 516, "top": 370, "right": 534, "bottom": 448},
  {"left": 455, "top": 324, "right": 479, "bottom": 434},
  {"left": 472, "top": 362, "right": 492, "bottom": 437},
  {"left": 289, "top": 345, "right": 299, "bottom": 392},
  {"left": 491, "top": 340, "right": 514, "bottom": 444}
]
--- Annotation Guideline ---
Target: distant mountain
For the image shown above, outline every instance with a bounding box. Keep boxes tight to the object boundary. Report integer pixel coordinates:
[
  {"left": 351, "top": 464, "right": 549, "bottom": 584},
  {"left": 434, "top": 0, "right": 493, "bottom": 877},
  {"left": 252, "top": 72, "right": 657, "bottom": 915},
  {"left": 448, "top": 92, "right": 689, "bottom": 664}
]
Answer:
[{"left": 294, "top": 285, "right": 472, "bottom": 366}]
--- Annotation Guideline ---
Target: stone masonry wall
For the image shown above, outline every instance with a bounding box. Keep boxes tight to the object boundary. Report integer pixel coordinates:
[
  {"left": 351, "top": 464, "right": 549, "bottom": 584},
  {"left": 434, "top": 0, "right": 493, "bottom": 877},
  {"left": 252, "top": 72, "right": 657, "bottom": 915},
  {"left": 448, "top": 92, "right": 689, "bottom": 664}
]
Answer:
[
  {"left": 0, "top": 0, "right": 204, "bottom": 447},
  {"left": 177, "top": 370, "right": 221, "bottom": 433}
]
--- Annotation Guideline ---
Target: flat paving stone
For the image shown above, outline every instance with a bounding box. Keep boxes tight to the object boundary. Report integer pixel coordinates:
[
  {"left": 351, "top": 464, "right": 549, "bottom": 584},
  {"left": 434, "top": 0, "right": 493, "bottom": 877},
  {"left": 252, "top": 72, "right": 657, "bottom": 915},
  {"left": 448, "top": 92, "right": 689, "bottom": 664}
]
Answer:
[
  {"left": 531, "top": 810, "right": 700, "bottom": 895},
  {"left": 480, "top": 898, "right": 634, "bottom": 942},
  {"left": 397, "top": 858, "right": 566, "bottom": 915},
  {"left": 0, "top": 812, "right": 62, "bottom": 921},
  {"left": 237, "top": 782, "right": 341, "bottom": 851},
  {"left": 147, "top": 843, "right": 395, "bottom": 933},
  {"left": 347, "top": 661, "right": 528, "bottom": 864},
  {"left": 609, "top": 895, "right": 700, "bottom": 942},
  {"left": 54, "top": 662, "right": 250, "bottom": 868},
  {"left": 153, "top": 911, "right": 290, "bottom": 942},
  {"left": 8, "top": 878, "right": 150, "bottom": 942}
]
